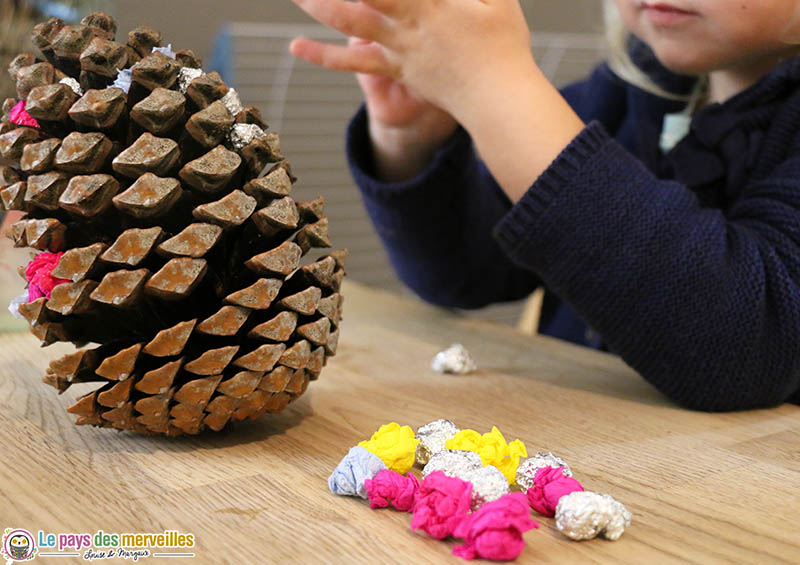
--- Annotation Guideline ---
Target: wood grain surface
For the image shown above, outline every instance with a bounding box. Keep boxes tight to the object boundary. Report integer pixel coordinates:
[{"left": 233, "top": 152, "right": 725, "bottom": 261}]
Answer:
[
  {"left": 0, "top": 224, "right": 30, "bottom": 333},
  {"left": 1, "top": 280, "right": 799, "bottom": 564}
]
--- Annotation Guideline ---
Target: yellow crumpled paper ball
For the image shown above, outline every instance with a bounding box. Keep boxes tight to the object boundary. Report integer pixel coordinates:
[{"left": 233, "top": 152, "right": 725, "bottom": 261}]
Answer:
[
  {"left": 358, "top": 422, "right": 420, "bottom": 474},
  {"left": 446, "top": 426, "right": 527, "bottom": 484}
]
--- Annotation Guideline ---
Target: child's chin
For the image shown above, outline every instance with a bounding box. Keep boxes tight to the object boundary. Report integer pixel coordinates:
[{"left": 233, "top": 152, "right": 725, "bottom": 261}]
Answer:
[{"left": 653, "top": 52, "right": 710, "bottom": 77}]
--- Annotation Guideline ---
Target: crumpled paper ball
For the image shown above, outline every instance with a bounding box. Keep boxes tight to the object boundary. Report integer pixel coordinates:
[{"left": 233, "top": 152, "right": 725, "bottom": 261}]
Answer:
[
  {"left": 446, "top": 426, "right": 527, "bottom": 484},
  {"left": 221, "top": 88, "right": 244, "bottom": 116},
  {"left": 178, "top": 66, "right": 204, "bottom": 93},
  {"left": 421, "top": 449, "right": 483, "bottom": 479},
  {"left": 410, "top": 471, "right": 473, "bottom": 540},
  {"left": 555, "top": 491, "right": 632, "bottom": 541},
  {"left": 431, "top": 343, "right": 477, "bottom": 374},
  {"left": 452, "top": 492, "right": 539, "bottom": 561},
  {"left": 328, "top": 446, "right": 387, "bottom": 499},
  {"left": 415, "top": 419, "right": 460, "bottom": 465},
  {"left": 152, "top": 43, "right": 175, "bottom": 58},
  {"left": 9, "top": 100, "right": 40, "bottom": 128},
  {"left": 461, "top": 465, "right": 510, "bottom": 510},
  {"left": 110, "top": 68, "right": 132, "bottom": 93},
  {"left": 8, "top": 290, "right": 29, "bottom": 319},
  {"left": 59, "top": 77, "right": 82, "bottom": 95},
  {"left": 516, "top": 451, "right": 573, "bottom": 491},
  {"left": 228, "top": 123, "right": 265, "bottom": 152},
  {"left": 25, "top": 252, "right": 69, "bottom": 301},
  {"left": 364, "top": 469, "right": 420, "bottom": 511},
  {"left": 526, "top": 466, "right": 584, "bottom": 517},
  {"left": 358, "top": 422, "right": 419, "bottom": 475}
]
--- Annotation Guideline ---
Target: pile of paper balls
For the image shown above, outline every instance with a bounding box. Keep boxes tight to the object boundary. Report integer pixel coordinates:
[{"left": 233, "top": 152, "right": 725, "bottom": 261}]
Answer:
[{"left": 328, "top": 419, "right": 631, "bottom": 561}]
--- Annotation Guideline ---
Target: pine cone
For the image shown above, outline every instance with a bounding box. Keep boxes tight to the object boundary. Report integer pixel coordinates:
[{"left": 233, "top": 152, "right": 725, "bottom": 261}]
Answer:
[{"left": 1, "top": 12, "right": 346, "bottom": 436}]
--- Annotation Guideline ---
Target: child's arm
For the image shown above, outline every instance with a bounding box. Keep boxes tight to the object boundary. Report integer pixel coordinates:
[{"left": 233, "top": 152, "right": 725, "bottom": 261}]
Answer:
[
  {"left": 493, "top": 125, "right": 800, "bottom": 410},
  {"left": 347, "top": 103, "right": 541, "bottom": 308},
  {"left": 346, "top": 62, "right": 630, "bottom": 310},
  {"left": 289, "top": 0, "right": 584, "bottom": 201}
]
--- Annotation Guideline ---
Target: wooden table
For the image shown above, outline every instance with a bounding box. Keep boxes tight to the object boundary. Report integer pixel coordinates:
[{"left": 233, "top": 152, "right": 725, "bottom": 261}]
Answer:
[{"left": 2, "top": 281, "right": 798, "bottom": 564}]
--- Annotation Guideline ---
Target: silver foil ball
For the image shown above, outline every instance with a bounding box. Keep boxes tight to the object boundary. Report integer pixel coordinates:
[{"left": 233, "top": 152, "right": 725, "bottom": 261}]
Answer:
[
  {"left": 431, "top": 343, "right": 477, "bottom": 374},
  {"left": 555, "top": 491, "right": 632, "bottom": 541},
  {"left": 221, "top": 88, "right": 244, "bottom": 117},
  {"left": 422, "top": 449, "right": 482, "bottom": 479},
  {"left": 462, "top": 465, "right": 510, "bottom": 510},
  {"left": 516, "top": 451, "right": 573, "bottom": 492},
  {"left": 178, "top": 67, "right": 204, "bottom": 93},
  {"left": 415, "top": 419, "right": 460, "bottom": 465},
  {"left": 228, "top": 123, "right": 265, "bottom": 152},
  {"left": 59, "top": 77, "right": 82, "bottom": 96}
]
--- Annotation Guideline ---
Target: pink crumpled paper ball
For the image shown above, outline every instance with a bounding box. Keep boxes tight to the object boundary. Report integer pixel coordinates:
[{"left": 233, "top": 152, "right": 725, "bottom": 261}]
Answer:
[
  {"left": 526, "top": 466, "right": 584, "bottom": 517},
  {"left": 411, "top": 471, "right": 473, "bottom": 539},
  {"left": 25, "top": 252, "right": 69, "bottom": 301},
  {"left": 452, "top": 492, "right": 538, "bottom": 561},
  {"left": 9, "top": 100, "right": 40, "bottom": 128},
  {"left": 364, "top": 469, "right": 420, "bottom": 511}
]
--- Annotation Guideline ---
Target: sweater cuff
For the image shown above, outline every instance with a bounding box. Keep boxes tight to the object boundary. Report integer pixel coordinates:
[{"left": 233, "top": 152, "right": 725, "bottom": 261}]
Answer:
[
  {"left": 493, "top": 121, "right": 612, "bottom": 256},
  {"left": 346, "top": 103, "right": 474, "bottom": 200}
]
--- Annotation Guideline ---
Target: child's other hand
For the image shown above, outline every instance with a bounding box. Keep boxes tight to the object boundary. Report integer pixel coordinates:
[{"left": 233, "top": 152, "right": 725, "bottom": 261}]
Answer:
[{"left": 289, "top": 0, "right": 537, "bottom": 122}]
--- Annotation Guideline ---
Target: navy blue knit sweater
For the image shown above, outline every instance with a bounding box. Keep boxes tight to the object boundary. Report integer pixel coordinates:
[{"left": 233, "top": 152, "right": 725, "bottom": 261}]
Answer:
[{"left": 345, "top": 53, "right": 800, "bottom": 411}]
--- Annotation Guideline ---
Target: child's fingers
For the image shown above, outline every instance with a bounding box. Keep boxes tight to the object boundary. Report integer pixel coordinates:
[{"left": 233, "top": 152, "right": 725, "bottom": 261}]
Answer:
[
  {"left": 289, "top": 37, "right": 396, "bottom": 76},
  {"left": 348, "top": 36, "right": 372, "bottom": 47},
  {"left": 291, "top": 0, "right": 394, "bottom": 44},
  {"left": 347, "top": 36, "right": 390, "bottom": 78},
  {"left": 357, "top": 0, "right": 407, "bottom": 18}
]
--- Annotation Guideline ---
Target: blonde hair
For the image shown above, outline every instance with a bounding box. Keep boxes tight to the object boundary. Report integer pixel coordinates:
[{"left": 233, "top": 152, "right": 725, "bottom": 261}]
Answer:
[{"left": 603, "top": 0, "right": 691, "bottom": 101}]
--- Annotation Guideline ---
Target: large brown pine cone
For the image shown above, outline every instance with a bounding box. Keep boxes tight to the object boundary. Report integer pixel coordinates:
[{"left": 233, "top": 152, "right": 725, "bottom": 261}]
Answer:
[{"left": 0, "top": 12, "right": 345, "bottom": 436}]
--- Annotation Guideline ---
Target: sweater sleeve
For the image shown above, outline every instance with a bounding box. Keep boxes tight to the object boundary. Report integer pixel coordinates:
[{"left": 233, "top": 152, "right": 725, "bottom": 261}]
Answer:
[
  {"left": 346, "top": 64, "right": 628, "bottom": 308},
  {"left": 346, "top": 105, "right": 539, "bottom": 308},
  {"left": 494, "top": 121, "right": 800, "bottom": 411}
]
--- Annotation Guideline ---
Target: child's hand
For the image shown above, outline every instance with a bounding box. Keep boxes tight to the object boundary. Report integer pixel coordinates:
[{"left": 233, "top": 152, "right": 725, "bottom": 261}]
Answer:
[
  {"left": 346, "top": 37, "right": 459, "bottom": 182},
  {"left": 290, "top": 0, "right": 585, "bottom": 200},
  {"left": 348, "top": 37, "right": 446, "bottom": 129},
  {"left": 289, "top": 0, "right": 536, "bottom": 122}
]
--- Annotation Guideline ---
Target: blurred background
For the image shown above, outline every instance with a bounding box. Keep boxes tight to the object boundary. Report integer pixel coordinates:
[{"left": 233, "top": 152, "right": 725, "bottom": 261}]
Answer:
[{"left": 1, "top": 0, "right": 604, "bottom": 333}]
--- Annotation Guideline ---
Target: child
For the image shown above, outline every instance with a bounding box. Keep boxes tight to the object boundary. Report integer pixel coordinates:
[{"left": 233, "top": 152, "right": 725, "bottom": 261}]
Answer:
[{"left": 288, "top": 0, "right": 800, "bottom": 411}]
